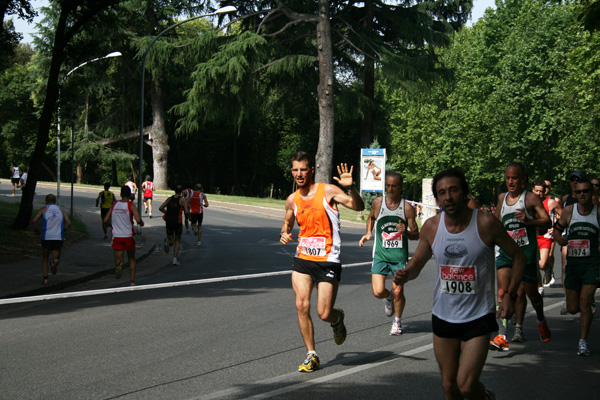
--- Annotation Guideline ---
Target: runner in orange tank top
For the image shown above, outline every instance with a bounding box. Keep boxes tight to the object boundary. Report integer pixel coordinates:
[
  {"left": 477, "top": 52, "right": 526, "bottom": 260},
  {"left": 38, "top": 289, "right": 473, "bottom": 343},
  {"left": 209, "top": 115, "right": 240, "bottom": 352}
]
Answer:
[{"left": 280, "top": 151, "right": 364, "bottom": 372}]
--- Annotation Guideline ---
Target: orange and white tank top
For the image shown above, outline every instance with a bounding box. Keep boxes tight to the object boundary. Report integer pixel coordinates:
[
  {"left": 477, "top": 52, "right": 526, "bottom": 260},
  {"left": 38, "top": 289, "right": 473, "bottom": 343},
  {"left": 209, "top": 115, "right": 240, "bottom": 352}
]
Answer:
[{"left": 293, "top": 183, "right": 341, "bottom": 263}]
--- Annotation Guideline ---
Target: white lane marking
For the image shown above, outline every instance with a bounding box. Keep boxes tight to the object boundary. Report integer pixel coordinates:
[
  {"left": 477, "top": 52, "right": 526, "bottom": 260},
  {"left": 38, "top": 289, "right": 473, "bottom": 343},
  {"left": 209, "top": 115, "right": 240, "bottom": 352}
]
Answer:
[
  {"left": 192, "top": 339, "right": 434, "bottom": 400},
  {"left": 0, "top": 262, "right": 372, "bottom": 305}
]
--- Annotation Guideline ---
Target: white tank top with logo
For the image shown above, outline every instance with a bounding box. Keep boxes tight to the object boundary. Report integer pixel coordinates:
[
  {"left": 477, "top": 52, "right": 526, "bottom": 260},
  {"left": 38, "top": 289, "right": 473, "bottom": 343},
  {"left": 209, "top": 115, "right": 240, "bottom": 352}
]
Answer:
[{"left": 431, "top": 210, "right": 496, "bottom": 323}]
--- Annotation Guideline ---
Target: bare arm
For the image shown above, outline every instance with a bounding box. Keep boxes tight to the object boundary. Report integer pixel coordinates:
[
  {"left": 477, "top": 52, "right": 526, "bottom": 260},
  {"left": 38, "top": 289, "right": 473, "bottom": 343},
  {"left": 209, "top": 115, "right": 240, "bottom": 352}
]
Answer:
[
  {"left": 32, "top": 207, "right": 45, "bottom": 224},
  {"left": 402, "top": 201, "right": 420, "bottom": 241},
  {"left": 329, "top": 163, "right": 365, "bottom": 211},
  {"left": 158, "top": 198, "right": 170, "bottom": 214},
  {"left": 202, "top": 193, "right": 209, "bottom": 208},
  {"left": 552, "top": 205, "right": 572, "bottom": 246},
  {"left": 393, "top": 216, "right": 437, "bottom": 285},
  {"left": 131, "top": 204, "right": 144, "bottom": 226},
  {"left": 103, "top": 207, "right": 112, "bottom": 224},
  {"left": 359, "top": 196, "right": 381, "bottom": 246},
  {"left": 521, "top": 192, "right": 551, "bottom": 229},
  {"left": 280, "top": 194, "right": 296, "bottom": 244},
  {"left": 61, "top": 208, "right": 72, "bottom": 230}
]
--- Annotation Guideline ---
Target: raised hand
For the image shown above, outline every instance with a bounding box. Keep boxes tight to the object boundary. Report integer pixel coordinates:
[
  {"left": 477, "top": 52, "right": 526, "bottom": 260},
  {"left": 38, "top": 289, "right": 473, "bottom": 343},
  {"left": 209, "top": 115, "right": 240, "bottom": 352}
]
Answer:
[{"left": 333, "top": 163, "right": 354, "bottom": 188}]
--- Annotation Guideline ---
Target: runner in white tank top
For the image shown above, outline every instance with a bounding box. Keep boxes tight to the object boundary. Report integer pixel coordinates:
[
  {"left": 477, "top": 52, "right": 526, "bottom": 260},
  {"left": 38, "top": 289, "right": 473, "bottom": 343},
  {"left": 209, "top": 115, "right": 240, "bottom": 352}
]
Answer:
[{"left": 393, "top": 168, "right": 526, "bottom": 400}]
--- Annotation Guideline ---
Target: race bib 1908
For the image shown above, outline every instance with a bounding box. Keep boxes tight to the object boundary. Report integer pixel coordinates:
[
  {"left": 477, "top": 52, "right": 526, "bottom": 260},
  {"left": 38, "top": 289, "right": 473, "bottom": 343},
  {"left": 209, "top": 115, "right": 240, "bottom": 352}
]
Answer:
[
  {"left": 440, "top": 265, "right": 477, "bottom": 295},
  {"left": 299, "top": 236, "right": 327, "bottom": 257}
]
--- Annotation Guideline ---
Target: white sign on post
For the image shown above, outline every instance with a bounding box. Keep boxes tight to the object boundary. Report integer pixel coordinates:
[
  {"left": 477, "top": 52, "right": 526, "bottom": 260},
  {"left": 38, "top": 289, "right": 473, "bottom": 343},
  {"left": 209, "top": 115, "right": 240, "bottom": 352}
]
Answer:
[{"left": 360, "top": 148, "right": 386, "bottom": 193}]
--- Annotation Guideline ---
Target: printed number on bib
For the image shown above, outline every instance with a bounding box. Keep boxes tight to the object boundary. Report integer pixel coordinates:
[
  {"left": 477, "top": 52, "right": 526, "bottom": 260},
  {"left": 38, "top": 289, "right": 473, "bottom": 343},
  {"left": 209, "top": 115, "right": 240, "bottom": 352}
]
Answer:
[
  {"left": 567, "top": 239, "right": 590, "bottom": 257},
  {"left": 508, "top": 228, "right": 529, "bottom": 247},
  {"left": 382, "top": 231, "right": 403, "bottom": 249},
  {"left": 440, "top": 265, "right": 477, "bottom": 295},
  {"left": 299, "top": 237, "right": 327, "bottom": 257}
]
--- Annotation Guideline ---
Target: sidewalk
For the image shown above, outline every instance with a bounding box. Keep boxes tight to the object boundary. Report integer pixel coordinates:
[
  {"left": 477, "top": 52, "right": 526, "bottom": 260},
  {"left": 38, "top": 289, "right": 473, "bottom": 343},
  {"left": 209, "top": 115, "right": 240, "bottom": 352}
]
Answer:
[{"left": 0, "top": 184, "right": 289, "bottom": 300}]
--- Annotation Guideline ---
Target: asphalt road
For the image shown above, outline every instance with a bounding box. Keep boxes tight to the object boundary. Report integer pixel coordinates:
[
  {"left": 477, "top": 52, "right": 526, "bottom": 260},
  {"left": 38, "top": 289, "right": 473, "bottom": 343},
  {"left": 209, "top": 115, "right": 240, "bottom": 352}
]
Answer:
[{"left": 1, "top": 188, "right": 599, "bottom": 399}]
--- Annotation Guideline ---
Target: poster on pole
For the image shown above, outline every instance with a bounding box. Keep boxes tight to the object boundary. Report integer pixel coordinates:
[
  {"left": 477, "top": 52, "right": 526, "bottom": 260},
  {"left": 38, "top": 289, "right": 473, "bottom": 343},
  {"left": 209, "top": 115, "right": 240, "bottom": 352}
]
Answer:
[{"left": 360, "top": 148, "right": 386, "bottom": 193}]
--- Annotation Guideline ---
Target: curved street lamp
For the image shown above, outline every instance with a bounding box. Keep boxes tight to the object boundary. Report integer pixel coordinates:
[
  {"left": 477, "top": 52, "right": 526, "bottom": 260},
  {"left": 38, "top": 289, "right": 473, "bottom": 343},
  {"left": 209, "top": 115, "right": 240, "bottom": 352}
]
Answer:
[
  {"left": 57, "top": 51, "right": 123, "bottom": 208},
  {"left": 138, "top": 5, "right": 237, "bottom": 212}
]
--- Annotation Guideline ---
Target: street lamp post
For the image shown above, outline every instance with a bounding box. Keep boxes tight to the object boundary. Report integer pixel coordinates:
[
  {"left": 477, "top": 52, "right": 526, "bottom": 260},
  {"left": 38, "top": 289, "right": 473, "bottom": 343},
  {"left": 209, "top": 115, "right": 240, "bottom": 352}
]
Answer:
[
  {"left": 56, "top": 51, "right": 122, "bottom": 208},
  {"left": 138, "top": 5, "right": 236, "bottom": 212}
]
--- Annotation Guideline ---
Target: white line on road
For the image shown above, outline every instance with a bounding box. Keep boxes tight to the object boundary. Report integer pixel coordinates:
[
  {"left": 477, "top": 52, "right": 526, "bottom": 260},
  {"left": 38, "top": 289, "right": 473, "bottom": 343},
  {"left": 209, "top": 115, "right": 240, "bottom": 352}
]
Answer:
[{"left": 0, "top": 262, "right": 372, "bottom": 305}]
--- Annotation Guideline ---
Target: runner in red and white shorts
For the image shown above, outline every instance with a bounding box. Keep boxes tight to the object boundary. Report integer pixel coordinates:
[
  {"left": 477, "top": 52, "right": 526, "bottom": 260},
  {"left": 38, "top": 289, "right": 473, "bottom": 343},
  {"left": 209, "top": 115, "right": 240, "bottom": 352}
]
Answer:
[
  {"left": 104, "top": 185, "right": 144, "bottom": 285},
  {"left": 532, "top": 180, "right": 562, "bottom": 295}
]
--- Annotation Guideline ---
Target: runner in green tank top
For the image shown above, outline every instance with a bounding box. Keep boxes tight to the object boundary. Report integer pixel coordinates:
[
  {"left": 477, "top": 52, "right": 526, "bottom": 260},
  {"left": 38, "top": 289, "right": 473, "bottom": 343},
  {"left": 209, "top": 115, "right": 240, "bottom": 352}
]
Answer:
[
  {"left": 553, "top": 178, "right": 600, "bottom": 356},
  {"left": 359, "top": 172, "right": 419, "bottom": 335},
  {"left": 490, "top": 163, "right": 552, "bottom": 351}
]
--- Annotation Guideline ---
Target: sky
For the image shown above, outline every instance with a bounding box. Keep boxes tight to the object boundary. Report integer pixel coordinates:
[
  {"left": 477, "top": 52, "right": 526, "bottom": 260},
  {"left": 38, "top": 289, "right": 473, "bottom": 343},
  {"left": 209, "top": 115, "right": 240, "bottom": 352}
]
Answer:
[{"left": 9, "top": 0, "right": 497, "bottom": 44}]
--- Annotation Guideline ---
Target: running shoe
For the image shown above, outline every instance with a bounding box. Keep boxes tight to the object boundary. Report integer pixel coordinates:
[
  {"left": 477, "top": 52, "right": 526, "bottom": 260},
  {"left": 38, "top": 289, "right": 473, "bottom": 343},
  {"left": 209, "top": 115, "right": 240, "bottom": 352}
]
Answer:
[
  {"left": 578, "top": 339, "right": 591, "bottom": 356},
  {"left": 560, "top": 301, "right": 568, "bottom": 315},
  {"left": 172, "top": 257, "right": 180, "bottom": 266},
  {"left": 49, "top": 258, "right": 57, "bottom": 275},
  {"left": 538, "top": 286, "right": 545, "bottom": 296},
  {"left": 383, "top": 296, "right": 394, "bottom": 317},
  {"left": 103, "top": 234, "right": 108, "bottom": 239},
  {"left": 130, "top": 281, "right": 136, "bottom": 286},
  {"left": 41, "top": 278, "right": 48, "bottom": 285},
  {"left": 484, "top": 388, "right": 496, "bottom": 400},
  {"left": 543, "top": 271, "right": 555, "bottom": 287},
  {"left": 298, "top": 353, "right": 320, "bottom": 372},
  {"left": 163, "top": 238, "right": 170, "bottom": 253},
  {"left": 489, "top": 335, "right": 509, "bottom": 351},
  {"left": 390, "top": 320, "right": 402, "bottom": 336},
  {"left": 511, "top": 328, "right": 524, "bottom": 342},
  {"left": 149, "top": 214, "right": 152, "bottom": 219},
  {"left": 144, "top": 207, "right": 148, "bottom": 214},
  {"left": 331, "top": 308, "right": 347, "bottom": 345},
  {"left": 197, "top": 241, "right": 201, "bottom": 246},
  {"left": 537, "top": 319, "right": 551, "bottom": 343},
  {"left": 115, "top": 260, "right": 123, "bottom": 279}
]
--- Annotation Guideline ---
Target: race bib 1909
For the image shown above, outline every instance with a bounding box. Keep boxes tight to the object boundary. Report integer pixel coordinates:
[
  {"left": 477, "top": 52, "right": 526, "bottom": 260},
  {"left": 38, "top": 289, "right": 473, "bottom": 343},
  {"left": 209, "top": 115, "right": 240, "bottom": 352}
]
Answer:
[
  {"left": 381, "top": 231, "right": 403, "bottom": 249},
  {"left": 567, "top": 239, "right": 590, "bottom": 257},
  {"left": 299, "top": 237, "right": 327, "bottom": 257},
  {"left": 508, "top": 228, "right": 529, "bottom": 247},
  {"left": 440, "top": 265, "right": 477, "bottom": 295}
]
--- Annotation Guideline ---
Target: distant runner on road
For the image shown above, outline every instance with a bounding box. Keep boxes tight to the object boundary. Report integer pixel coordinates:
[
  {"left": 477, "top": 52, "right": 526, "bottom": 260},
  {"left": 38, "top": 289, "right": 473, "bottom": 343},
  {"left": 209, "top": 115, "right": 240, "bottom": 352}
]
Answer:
[{"left": 32, "top": 194, "right": 72, "bottom": 285}]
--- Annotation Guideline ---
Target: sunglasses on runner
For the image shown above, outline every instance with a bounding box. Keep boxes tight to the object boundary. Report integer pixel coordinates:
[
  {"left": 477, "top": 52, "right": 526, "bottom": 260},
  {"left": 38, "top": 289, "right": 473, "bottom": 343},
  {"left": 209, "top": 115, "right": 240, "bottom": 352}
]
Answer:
[
  {"left": 593, "top": 184, "right": 600, "bottom": 187},
  {"left": 570, "top": 177, "right": 581, "bottom": 182},
  {"left": 574, "top": 189, "right": 591, "bottom": 194}
]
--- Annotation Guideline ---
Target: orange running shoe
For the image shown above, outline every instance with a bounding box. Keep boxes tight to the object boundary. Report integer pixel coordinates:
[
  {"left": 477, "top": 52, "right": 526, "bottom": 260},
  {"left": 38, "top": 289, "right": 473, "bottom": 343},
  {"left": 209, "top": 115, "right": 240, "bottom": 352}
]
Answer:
[
  {"left": 538, "top": 319, "right": 551, "bottom": 343},
  {"left": 489, "top": 334, "right": 509, "bottom": 351}
]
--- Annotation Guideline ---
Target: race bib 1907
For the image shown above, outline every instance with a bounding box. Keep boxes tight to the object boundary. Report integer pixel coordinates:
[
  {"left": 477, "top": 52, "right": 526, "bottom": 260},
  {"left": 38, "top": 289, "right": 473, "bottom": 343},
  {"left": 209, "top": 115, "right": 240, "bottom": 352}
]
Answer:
[
  {"left": 567, "top": 239, "right": 590, "bottom": 257},
  {"left": 440, "top": 265, "right": 477, "bottom": 295},
  {"left": 508, "top": 228, "right": 529, "bottom": 247},
  {"left": 299, "top": 236, "right": 327, "bottom": 257},
  {"left": 381, "top": 231, "right": 403, "bottom": 249}
]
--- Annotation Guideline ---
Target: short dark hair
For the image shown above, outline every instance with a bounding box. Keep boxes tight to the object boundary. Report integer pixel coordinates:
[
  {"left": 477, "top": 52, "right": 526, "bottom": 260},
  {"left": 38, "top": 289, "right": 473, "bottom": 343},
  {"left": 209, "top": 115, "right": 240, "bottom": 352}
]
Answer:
[
  {"left": 292, "top": 151, "right": 313, "bottom": 168},
  {"left": 104, "top": 182, "right": 111, "bottom": 190},
  {"left": 432, "top": 168, "right": 470, "bottom": 200},
  {"left": 145, "top": 175, "right": 152, "bottom": 181},
  {"left": 45, "top": 194, "right": 56, "bottom": 204},
  {"left": 386, "top": 172, "right": 403, "bottom": 185},
  {"left": 175, "top": 185, "right": 183, "bottom": 194},
  {"left": 533, "top": 179, "right": 546, "bottom": 188},
  {"left": 121, "top": 185, "right": 131, "bottom": 198},
  {"left": 506, "top": 162, "right": 526, "bottom": 177}
]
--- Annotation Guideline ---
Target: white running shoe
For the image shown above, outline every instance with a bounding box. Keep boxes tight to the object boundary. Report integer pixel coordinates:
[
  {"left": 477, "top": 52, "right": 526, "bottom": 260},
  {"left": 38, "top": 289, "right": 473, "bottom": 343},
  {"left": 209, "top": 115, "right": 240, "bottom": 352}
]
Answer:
[
  {"left": 383, "top": 297, "right": 394, "bottom": 317},
  {"left": 560, "top": 301, "right": 568, "bottom": 315},
  {"left": 197, "top": 241, "right": 201, "bottom": 246},
  {"left": 538, "top": 286, "right": 545, "bottom": 296},
  {"left": 390, "top": 320, "right": 402, "bottom": 336},
  {"left": 578, "top": 339, "right": 590, "bottom": 356},
  {"left": 172, "top": 257, "right": 180, "bottom": 266}
]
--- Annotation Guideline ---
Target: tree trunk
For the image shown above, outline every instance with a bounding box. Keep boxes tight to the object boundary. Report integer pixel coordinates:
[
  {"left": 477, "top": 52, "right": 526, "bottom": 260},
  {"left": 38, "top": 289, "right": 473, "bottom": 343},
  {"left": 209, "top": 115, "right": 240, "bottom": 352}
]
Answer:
[
  {"left": 149, "top": 77, "right": 168, "bottom": 190},
  {"left": 360, "top": 0, "right": 375, "bottom": 148},
  {"left": 12, "top": 10, "right": 68, "bottom": 229},
  {"left": 314, "top": 0, "right": 335, "bottom": 183}
]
